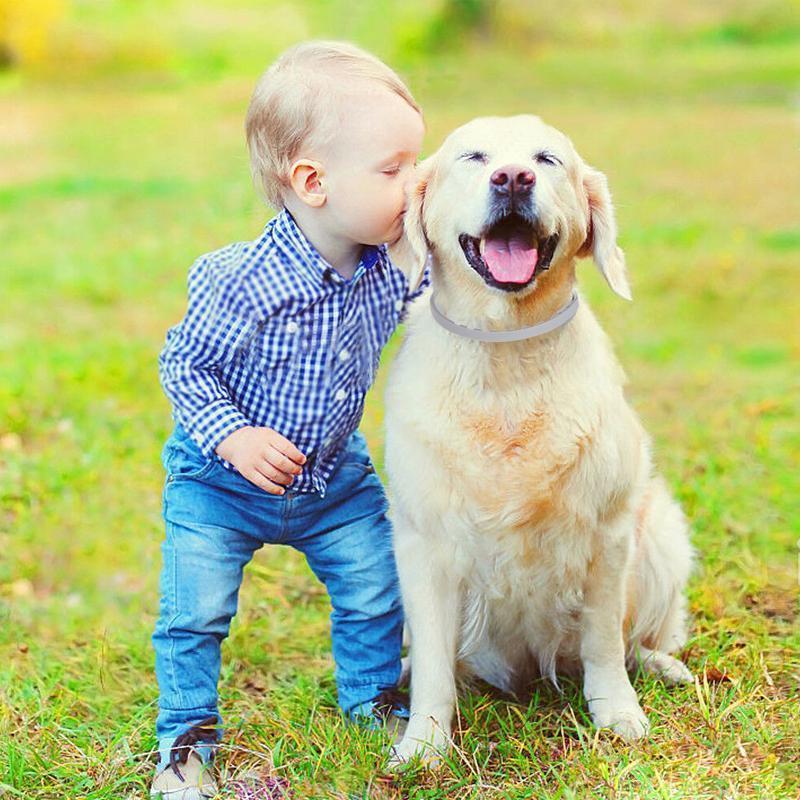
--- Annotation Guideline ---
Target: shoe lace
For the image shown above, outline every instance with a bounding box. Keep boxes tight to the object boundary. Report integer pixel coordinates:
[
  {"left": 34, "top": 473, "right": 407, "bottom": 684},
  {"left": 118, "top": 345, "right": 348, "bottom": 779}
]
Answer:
[
  {"left": 168, "top": 716, "right": 219, "bottom": 782},
  {"left": 371, "top": 686, "right": 409, "bottom": 722}
]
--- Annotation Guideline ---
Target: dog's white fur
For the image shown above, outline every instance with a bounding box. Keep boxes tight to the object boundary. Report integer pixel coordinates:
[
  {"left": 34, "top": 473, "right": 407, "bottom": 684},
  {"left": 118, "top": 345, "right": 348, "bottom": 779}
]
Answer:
[{"left": 384, "top": 115, "right": 694, "bottom": 764}]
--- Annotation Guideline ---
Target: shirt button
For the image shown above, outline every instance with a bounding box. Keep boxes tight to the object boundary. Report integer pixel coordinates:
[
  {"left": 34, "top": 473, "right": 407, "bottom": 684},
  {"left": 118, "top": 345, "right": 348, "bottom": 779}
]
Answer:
[
  {"left": 339, "top": 348, "right": 350, "bottom": 361},
  {"left": 335, "top": 388, "right": 347, "bottom": 402},
  {"left": 286, "top": 321, "right": 299, "bottom": 334},
  {"left": 395, "top": 299, "right": 404, "bottom": 311}
]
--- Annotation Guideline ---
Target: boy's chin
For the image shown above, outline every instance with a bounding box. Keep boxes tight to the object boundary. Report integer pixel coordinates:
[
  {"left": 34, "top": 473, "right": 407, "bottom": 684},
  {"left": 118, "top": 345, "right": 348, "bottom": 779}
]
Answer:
[
  {"left": 383, "top": 218, "right": 405, "bottom": 245},
  {"left": 385, "top": 228, "right": 404, "bottom": 246},
  {"left": 357, "top": 216, "right": 405, "bottom": 247},
  {"left": 361, "top": 231, "right": 401, "bottom": 248}
]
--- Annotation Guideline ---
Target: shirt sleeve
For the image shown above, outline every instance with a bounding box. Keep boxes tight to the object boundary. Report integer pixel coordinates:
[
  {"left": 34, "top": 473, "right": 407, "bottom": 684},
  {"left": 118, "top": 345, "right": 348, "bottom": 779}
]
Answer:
[
  {"left": 404, "top": 260, "right": 432, "bottom": 303},
  {"left": 398, "top": 255, "right": 432, "bottom": 323},
  {"left": 158, "top": 258, "right": 255, "bottom": 458}
]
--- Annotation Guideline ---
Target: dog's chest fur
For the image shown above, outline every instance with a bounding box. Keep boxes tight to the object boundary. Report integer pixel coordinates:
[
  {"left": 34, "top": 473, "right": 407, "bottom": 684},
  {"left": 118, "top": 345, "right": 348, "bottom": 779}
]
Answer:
[
  {"left": 386, "top": 303, "right": 646, "bottom": 684},
  {"left": 440, "top": 400, "right": 613, "bottom": 667},
  {"left": 390, "top": 313, "right": 639, "bottom": 541}
]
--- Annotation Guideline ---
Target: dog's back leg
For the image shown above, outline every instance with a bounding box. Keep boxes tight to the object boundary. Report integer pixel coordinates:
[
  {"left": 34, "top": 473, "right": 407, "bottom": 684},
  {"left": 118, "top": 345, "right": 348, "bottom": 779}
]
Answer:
[
  {"left": 632, "top": 644, "right": 694, "bottom": 685},
  {"left": 628, "top": 475, "right": 694, "bottom": 657}
]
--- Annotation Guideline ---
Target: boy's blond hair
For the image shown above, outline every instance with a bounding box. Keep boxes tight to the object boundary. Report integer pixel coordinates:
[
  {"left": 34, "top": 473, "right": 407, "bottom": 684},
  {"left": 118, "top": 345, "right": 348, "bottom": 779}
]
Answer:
[{"left": 245, "top": 40, "right": 421, "bottom": 210}]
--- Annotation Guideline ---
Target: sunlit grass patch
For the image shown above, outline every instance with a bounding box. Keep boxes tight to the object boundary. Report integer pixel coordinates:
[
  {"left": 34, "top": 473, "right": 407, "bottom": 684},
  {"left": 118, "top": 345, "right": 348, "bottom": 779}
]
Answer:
[{"left": 1, "top": 4, "right": 798, "bottom": 798}]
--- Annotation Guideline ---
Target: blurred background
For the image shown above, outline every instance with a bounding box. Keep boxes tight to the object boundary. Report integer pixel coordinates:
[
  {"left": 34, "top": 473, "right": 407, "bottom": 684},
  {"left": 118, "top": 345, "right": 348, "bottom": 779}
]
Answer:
[{"left": 1, "top": 1, "right": 798, "bottom": 797}]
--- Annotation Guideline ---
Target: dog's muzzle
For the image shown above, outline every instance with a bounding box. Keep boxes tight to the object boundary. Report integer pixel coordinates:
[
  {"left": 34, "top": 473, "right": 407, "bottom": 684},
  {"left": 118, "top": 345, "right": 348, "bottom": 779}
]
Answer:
[{"left": 459, "top": 213, "right": 559, "bottom": 293}]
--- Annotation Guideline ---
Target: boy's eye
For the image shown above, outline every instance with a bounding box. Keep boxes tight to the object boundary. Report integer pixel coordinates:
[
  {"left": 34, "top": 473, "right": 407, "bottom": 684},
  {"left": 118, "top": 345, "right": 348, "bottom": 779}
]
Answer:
[{"left": 382, "top": 166, "right": 401, "bottom": 175}]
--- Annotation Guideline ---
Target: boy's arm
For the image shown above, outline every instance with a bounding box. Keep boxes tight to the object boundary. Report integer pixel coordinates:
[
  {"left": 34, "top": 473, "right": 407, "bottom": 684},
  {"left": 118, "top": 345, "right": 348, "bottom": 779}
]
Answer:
[
  {"left": 158, "top": 258, "right": 254, "bottom": 458},
  {"left": 398, "top": 257, "right": 432, "bottom": 323},
  {"left": 160, "top": 257, "right": 306, "bottom": 494}
]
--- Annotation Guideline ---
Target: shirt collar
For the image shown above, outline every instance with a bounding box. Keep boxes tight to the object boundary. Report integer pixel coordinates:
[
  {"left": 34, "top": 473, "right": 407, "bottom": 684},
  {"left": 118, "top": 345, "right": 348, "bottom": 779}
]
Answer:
[{"left": 271, "top": 208, "right": 384, "bottom": 285}]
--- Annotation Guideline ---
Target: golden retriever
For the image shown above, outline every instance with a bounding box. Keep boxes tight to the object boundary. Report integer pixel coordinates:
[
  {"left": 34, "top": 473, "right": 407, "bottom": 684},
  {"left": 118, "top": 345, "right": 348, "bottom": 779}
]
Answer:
[{"left": 384, "top": 115, "right": 694, "bottom": 765}]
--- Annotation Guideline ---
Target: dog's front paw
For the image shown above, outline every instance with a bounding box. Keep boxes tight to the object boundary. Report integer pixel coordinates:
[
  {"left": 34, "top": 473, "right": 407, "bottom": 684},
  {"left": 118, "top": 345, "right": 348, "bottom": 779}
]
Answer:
[
  {"left": 388, "top": 737, "right": 442, "bottom": 770},
  {"left": 584, "top": 669, "right": 650, "bottom": 742},
  {"left": 387, "top": 717, "right": 450, "bottom": 770},
  {"left": 590, "top": 699, "right": 651, "bottom": 741},
  {"left": 602, "top": 707, "right": 651, "bottom": 740}
]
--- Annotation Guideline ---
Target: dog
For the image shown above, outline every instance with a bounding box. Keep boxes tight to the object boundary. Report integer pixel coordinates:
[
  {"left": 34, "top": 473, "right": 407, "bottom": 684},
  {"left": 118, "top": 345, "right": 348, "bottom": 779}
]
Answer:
[{"left": 384, "top": 115, "right": 694, "bottom": 765}]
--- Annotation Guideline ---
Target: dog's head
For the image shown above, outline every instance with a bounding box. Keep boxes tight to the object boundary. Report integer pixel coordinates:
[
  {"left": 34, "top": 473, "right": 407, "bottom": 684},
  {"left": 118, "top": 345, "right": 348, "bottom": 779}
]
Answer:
[{"left": 390, "top": 114, "right": 631, "bottom": 303}]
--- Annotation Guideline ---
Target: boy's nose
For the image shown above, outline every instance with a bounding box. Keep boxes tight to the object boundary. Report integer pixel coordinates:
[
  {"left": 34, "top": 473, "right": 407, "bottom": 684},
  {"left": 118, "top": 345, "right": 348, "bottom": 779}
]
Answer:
[{"left": 403, "top": 168, "right": 419, "bottom": 190}]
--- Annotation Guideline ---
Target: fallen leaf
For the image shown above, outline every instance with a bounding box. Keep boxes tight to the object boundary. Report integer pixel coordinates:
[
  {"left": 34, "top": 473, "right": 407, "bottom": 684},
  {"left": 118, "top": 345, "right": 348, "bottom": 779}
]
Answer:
[
  {"left": 704, "top": 665, "right": 732, "bottom": 683},
  {"left": 743, "top": 589, "right": 797, "bottom": 622}
]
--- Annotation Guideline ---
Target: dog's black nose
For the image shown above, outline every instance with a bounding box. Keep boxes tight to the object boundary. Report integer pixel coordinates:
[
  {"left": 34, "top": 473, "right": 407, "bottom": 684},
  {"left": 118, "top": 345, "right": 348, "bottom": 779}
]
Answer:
[{"left": 490, "top": 165, "right": 536, "bottom": 195}]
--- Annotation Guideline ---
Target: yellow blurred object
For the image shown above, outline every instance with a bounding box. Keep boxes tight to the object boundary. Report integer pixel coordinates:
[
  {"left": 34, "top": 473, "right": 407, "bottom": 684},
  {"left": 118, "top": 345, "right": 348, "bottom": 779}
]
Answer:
[{"left": 0, "top": 0, "right": 66, "bottom": 66}]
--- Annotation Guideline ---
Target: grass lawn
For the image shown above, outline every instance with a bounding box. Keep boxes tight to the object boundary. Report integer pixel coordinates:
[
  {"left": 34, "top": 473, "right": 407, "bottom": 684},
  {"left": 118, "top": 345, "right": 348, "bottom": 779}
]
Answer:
[{"left": 1, "top": 5, "right": 799, "bottom": 798}]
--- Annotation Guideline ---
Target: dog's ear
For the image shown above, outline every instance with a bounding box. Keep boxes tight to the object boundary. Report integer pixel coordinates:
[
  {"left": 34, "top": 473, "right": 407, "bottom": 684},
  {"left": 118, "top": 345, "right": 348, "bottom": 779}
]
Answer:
[
  {"left": 387, "top": 156, "right": 435, "bottom": 292},
  {"left": 577, "top": 167, "right": 632, "bottom": 301}
]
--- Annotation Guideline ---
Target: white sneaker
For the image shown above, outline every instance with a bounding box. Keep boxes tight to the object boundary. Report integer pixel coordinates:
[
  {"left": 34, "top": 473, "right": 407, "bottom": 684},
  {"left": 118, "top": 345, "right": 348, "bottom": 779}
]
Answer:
[{"left": 149, "top": 751, "right": 218, "bottom": 799}]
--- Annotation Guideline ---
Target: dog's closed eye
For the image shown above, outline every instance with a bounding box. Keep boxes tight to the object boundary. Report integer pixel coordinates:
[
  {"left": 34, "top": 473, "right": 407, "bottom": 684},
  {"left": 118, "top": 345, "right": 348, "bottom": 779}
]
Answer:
[
  {"left": 535, "top": 151, "right": 562, "bottom": 167},
  {"left": 459, "top": 151, "right": 489, "bottom": 164}
]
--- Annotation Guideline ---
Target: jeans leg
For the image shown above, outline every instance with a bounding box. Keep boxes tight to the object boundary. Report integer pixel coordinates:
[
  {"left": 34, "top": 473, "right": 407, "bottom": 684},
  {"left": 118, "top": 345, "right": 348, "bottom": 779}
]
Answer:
[
  {"left": 289, "top": 457, "right": 404, "bottom": 714},
  {"left": 152, "top": 505, "right": 263, "bottom": 767}
]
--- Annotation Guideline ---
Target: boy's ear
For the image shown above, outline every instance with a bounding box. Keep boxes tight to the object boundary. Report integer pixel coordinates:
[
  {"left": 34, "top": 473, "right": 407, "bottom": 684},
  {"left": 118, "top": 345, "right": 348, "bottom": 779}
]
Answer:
[
  {"left": 289, "top": 159, "right": 326, "bottom": 207},
  {"left": 577, "top": 166, "right": 632, "bottom": 301},
  {"left": 388, "top": 156, "right": 435, "bottom": 292}
]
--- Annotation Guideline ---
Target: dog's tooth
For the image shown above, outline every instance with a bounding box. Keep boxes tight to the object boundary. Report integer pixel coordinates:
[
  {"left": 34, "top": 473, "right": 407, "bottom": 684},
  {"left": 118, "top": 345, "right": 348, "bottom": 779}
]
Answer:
[{"left": 479, "top": 238, "right": 486, "bottom": 257}]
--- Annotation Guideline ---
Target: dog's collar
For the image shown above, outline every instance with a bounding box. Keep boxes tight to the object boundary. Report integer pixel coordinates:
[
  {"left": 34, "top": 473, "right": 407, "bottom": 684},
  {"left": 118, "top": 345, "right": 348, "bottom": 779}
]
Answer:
[{"left": 429, "top": 290, "right": 579, "bottom": 342}]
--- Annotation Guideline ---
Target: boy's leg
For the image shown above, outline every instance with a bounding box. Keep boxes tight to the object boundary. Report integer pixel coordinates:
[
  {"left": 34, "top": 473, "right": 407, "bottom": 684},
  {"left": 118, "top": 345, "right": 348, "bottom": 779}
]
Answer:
[
  {"left": 286, "top": 432, "right": 404, "bottom": 715},
  {"left": 152, "top": 426, "right": 280, "bottom": 770},
  {"left": 152, "top": 516, "right": 263, "bottom": 768}
]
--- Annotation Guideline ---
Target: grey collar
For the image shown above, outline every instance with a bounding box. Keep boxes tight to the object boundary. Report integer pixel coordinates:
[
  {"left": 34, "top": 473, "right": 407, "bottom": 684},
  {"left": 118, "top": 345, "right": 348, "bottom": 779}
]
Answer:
[{"left": 429, "top": 290, "right": 579, "bottom": 342}]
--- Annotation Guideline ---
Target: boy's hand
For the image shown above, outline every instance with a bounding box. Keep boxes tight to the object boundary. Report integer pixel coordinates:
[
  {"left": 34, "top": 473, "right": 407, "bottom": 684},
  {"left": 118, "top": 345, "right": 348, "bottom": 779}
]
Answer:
[{"left": 215, "top": 426, "right": 306, "bottom": 495}]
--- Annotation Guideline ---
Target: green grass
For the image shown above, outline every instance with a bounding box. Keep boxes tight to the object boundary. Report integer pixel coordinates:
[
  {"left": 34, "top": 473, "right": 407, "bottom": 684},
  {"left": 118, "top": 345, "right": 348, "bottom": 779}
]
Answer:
[{"left": 1, "top": 3, "right": 799, "bottom": 797}]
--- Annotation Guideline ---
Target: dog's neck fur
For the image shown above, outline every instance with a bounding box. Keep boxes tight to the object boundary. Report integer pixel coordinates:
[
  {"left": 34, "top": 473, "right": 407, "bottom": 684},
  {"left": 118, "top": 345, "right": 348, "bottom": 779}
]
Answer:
[
  {"left": 429, "top": 255, "right": 578, "bottom": 334},
  {"left": 418, "top": 256, "right": 588, "bottom": 399}
]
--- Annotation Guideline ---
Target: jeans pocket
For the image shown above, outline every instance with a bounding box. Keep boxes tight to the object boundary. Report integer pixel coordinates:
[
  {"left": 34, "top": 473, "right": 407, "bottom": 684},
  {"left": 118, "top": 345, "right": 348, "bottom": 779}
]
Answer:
[
  {"left": 163, "top": 430, "right": 217, "bottom": 482},
  {"left": 337, "top": 432, "right": 377, "bottom": 476},
  {"left": 168, "top": 457, "right": 216, "bottom": 482},
  {"left": 339, "top": 458, "right": 376, "bottom": 476}
]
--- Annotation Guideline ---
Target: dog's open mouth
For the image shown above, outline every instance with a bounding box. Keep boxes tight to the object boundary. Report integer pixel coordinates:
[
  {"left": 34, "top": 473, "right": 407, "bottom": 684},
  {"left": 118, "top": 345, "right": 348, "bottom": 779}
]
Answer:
[{"left": 459, "top": 215, "right": 559, "bottom": 291}]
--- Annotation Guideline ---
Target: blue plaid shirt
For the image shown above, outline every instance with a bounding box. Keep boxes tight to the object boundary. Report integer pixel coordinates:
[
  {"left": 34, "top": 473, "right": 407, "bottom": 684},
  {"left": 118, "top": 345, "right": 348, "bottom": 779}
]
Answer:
[{"left": 158, "top": 209, "right": 430, "bottom": 497}]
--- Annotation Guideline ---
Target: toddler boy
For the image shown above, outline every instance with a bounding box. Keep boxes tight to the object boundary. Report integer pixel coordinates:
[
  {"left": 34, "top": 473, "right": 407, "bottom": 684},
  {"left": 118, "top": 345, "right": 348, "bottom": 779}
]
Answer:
[{"left": 150, "top": 40, "right": 428, "bottom": 798}]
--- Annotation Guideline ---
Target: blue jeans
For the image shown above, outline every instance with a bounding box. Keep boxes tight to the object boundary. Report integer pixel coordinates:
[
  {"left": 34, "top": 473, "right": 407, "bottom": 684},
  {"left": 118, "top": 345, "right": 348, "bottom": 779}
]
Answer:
[{"left": 152, "top": 423, "right": 403, "bottom": 768}]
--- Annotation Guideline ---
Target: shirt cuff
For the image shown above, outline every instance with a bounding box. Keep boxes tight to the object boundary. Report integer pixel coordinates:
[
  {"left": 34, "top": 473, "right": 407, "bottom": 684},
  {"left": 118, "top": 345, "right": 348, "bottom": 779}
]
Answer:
[
  {"left": 404, "top": 261, "right": 432, "bottom": 304},
  {"left": 184, "top": 400, "right": 252, "bottom": 459}
]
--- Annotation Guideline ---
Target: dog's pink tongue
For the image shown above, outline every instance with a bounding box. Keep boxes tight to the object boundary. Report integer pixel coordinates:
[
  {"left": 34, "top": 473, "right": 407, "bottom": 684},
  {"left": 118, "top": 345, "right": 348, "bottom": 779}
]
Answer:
[{"left": 482, "top": 230, "right": 538, "bottom": 283}]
